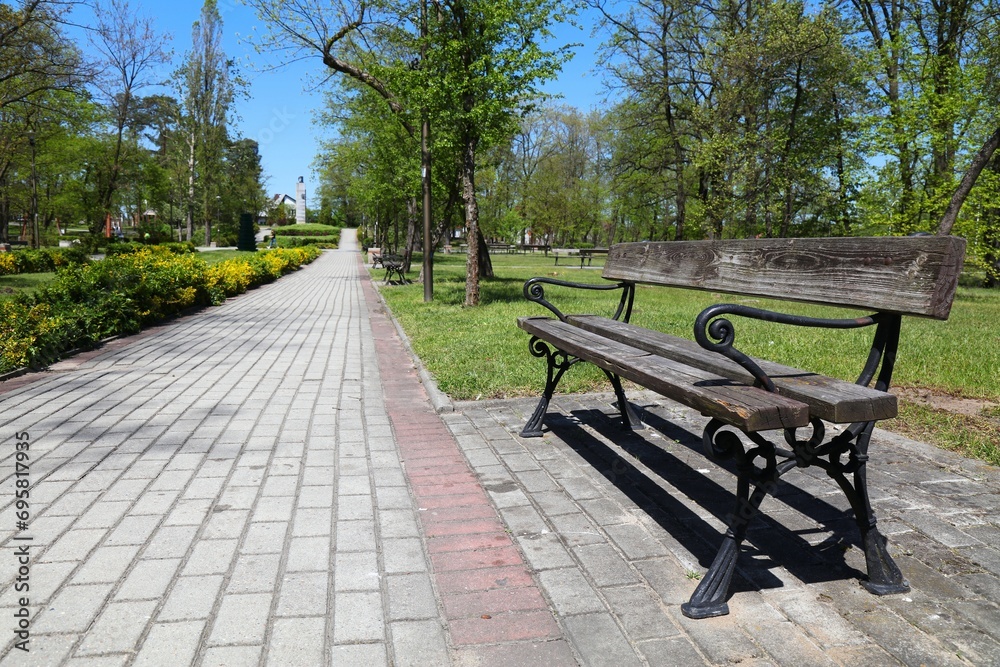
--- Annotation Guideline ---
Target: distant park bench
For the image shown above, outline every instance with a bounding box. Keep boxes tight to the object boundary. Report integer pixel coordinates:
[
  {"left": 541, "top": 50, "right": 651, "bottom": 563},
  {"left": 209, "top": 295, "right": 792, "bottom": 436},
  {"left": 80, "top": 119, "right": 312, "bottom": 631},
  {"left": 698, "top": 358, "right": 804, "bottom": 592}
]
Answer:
[
  {"left": 552, "top": 247, "right": 608, "bottom": 268},
  {"left": 519, "top": 244, "right": 550, "bottom": 255},
  {"left": 517, "top": 235, "right": 966, "bottom": 619}
]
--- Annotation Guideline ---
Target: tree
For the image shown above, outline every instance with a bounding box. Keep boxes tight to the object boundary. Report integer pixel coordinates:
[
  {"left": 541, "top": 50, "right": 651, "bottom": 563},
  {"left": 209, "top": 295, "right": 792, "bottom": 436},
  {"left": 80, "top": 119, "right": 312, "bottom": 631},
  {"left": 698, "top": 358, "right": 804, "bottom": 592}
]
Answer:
[
  {"left": 179, "top": 0, "right": 234, "bottom": 244},
  {"left": 0, "top": 0, "right": 84, "bottom": 111},
  {"left": 244, "top": 0, "right": 571, "bottom": 304},
  {"left": 88, "top": 0, "right": 170, "bottom": 237}
]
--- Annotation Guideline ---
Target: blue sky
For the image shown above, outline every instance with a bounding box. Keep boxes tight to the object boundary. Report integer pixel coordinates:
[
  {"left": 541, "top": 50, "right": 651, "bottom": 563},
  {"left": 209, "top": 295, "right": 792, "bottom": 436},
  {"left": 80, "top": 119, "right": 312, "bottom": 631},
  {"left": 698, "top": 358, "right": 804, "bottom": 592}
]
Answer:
[{"left": 72, "top": 0, "right": 607, "bottom": 199}]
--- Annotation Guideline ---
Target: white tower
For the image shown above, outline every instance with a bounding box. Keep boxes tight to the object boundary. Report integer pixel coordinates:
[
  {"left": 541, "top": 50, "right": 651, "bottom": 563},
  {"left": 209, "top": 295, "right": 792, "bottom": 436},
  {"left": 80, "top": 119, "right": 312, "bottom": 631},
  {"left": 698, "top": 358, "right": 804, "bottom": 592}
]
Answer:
[{"left": 295, "top": 176, "right": 306, "bottom": 224}]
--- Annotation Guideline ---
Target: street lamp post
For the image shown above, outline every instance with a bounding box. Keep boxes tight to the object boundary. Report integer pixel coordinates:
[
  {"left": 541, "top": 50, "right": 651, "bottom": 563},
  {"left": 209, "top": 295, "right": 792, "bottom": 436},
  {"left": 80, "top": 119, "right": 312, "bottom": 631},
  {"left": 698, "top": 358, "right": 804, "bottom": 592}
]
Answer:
[{"left": 421, "top": 0, "right": 433, "bottom": 302}]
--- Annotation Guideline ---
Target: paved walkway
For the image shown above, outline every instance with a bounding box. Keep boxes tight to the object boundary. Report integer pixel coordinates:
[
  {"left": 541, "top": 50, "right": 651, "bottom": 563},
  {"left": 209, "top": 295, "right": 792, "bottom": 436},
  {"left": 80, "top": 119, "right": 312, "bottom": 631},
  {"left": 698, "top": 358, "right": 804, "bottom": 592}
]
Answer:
[{"left": 1, "top": 232, "right": 998, "bottom": 666}]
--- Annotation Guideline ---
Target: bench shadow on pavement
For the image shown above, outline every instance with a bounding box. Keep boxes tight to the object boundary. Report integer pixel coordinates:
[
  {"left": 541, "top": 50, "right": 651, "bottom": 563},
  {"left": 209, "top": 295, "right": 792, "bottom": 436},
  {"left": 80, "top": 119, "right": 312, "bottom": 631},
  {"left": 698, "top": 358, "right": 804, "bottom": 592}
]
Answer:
[{"left": 545, "top": 404, "right": 868, "bottom": 597}]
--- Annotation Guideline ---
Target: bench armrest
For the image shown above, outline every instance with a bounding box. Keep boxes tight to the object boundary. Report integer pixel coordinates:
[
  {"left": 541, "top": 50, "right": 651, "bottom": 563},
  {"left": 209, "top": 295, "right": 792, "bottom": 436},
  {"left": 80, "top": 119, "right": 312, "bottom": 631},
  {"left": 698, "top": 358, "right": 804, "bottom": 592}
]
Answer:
[
  {"left": 523, "top": 277, "right": 634, "bottom": 322},
  {"left": 694, "top": 303, "right": 885, "bottom": 393}
]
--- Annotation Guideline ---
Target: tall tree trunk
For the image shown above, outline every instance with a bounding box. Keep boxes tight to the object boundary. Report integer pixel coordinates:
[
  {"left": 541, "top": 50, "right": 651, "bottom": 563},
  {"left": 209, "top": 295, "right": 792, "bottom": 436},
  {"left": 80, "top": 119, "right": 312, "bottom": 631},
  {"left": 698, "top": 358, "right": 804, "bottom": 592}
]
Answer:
[
  {"left": 462, "top": 134, "right": 481, "bottom": 306},
  {"left": 186, "top": 132, "right": 196, "bottom": 242}
]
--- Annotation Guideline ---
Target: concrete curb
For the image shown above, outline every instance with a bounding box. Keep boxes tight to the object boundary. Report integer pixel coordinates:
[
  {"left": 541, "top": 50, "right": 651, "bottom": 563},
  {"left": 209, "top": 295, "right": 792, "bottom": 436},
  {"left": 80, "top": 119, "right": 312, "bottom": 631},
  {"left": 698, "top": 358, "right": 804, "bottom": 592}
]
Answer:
[{"left": 365, "top": 265, "right": 455, "bottom": 414}]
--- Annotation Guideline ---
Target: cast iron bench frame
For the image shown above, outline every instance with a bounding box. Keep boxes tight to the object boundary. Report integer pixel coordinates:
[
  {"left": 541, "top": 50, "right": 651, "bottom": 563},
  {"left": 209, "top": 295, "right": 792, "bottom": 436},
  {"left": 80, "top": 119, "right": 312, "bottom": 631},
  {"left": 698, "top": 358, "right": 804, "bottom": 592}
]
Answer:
[
  {"left": 372, "top": 252, "right": 406, "bottom": 284},
  {"left": 517, "top": 236, "right": 966, "bottom": 619}
]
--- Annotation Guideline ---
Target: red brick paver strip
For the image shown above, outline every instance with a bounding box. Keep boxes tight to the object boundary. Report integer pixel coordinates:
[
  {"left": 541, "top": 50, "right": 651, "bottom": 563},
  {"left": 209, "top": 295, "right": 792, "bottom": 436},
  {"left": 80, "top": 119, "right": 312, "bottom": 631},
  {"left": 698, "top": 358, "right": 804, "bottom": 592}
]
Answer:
[{"left": 359, "top": 257, "right": 576, "bottom": 662}]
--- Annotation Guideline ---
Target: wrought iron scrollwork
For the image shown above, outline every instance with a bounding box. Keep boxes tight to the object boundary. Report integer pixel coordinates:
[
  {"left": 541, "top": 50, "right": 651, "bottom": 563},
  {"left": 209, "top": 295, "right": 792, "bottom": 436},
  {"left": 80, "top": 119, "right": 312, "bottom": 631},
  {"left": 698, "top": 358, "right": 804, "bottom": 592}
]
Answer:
[
  {"left": 523, "top": 277, "right": 633, "bottom": 322},
  {"left": 694, "top": 306, "right": 775, "bottom": 391},
  {"left": 520, "top": 336, "right": 578, "bottom": 438}
]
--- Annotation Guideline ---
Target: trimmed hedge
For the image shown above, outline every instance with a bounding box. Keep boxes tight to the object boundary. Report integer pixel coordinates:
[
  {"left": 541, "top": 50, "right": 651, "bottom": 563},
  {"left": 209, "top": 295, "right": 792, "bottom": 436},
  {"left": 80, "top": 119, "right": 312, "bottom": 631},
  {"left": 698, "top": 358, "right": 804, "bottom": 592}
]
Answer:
[
  {"left": 1, "top": 246, "right": 320, "bottom": 374},
  {"left": 0, "top": 247, "right": 90, "bottom": 276},
  {"left": 277, "top": 235, "right": 339, "bottom": 248},
  {"left": 272, "top": 223, "right": 341, "bottom": 237},
  {"left": 105, "top": 241, "right": 196, "bottom": 256}
]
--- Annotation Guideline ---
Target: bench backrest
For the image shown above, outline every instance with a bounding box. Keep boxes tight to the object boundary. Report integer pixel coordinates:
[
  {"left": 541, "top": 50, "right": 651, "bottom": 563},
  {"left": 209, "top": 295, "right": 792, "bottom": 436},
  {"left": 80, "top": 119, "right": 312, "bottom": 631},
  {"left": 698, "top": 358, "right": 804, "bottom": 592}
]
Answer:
[{"left": 603, "top": 236, "right": 966, "bottom": 319}]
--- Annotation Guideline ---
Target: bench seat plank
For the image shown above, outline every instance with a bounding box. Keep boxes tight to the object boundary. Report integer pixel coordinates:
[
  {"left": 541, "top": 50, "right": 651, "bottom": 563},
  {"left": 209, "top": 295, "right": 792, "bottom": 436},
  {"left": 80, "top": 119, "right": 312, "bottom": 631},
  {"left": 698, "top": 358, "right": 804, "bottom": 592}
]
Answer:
[
  {"left": 567, "top": 315, "right": 897, "bottom": 424},
  {"left": 518, "top": 316, "right": 810, "bottom": 432}
]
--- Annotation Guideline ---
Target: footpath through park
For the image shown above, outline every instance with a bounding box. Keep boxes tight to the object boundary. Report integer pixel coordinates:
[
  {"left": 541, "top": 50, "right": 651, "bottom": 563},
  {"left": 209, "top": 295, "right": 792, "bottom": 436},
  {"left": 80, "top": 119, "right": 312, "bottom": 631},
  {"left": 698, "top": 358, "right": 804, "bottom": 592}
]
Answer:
[{"left": 1, "top": 231, "right": 999, "bottom": 666}]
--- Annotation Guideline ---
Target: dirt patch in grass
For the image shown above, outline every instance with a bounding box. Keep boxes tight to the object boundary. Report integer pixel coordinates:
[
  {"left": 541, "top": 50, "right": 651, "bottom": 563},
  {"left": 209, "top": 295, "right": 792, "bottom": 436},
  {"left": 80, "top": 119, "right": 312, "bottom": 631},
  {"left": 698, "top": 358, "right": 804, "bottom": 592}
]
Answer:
[
  {"left": 893, "top": 386, "right": 1000, "bottom": 420},
  {"left": 885, "top": 387, "right": 1000, "bottom": 466}
]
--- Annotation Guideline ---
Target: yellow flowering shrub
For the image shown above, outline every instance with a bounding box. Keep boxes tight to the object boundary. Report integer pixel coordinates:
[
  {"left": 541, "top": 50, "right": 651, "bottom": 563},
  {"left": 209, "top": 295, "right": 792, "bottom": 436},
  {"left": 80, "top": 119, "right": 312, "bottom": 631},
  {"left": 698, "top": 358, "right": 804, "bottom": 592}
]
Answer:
[{"left": 0, "top": 252, "right": 15, "bottom": 276}]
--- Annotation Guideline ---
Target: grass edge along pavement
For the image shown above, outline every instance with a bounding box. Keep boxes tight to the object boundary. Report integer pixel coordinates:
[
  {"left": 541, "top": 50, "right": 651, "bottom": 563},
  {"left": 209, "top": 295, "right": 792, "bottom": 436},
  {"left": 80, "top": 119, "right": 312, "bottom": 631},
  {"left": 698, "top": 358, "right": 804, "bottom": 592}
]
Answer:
[
  {"left": 372, "top": 251, "right": 1000, "bottom": 467},
  {"left": 0, "top": 245, "right": 321, "bottom": 376}
]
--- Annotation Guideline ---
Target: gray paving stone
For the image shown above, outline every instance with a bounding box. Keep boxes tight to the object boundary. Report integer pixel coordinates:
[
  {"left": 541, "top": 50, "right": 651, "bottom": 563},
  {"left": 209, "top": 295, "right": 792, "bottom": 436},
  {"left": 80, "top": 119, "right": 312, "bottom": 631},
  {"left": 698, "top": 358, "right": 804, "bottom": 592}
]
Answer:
[
  {"left": 265, "top": 617, "right": 326, "bottom": 667},
  {"left": 75, "top": 600, "right": 158, "bottom": 656},
  {"left": 227, "top": 553, "right": 282, "bottom": 593},
  {"left": 207, "top": 592, "right": 273, "bottom": 646},
  {"left": 333, "top": 591, "right": 385, "bottom": 642},
  {"left": 562, "top": 612, "right": 644, "bottom": 667},
  {"left": 516, "top": 532, "right": 576, "bottom": 571},
  {"left": 38, "top": 528, "right": 106, "bottom": 563},
  {"left": 202, "top": 509, "right": 250, "bottom": 540},
  {"left": 292, "top": 507, "right": 333, "bottom": 537},
  {"left": 381, "top": 538, "right": 429, "bottom": 574},
  {"left": 336, "top": 519, "right": 378, "bottom": 552},
  {"left": 32, "top": 584, "right": 113, "bottom": 634},
  {"left": 276, "top": 572, "right": 329, "bottom": 617},
  {"left": 116, "top": 558, "right": 182, "bottom": 601},
  {"left": 201, "top": 645, "right": 262, "bottom": 667},
  {"left": 241, "top": 522, "right": 289, "bottom": 554},
  {"left": 538, "top": 568, "right": 606, "bottom": 615},
  {"left": 330, "top": 643, "right": 388, "bottom": 667},
  {"left": 74, "top": 501, "right": 132, "bottom": 529},
  {"left": 285, "top": 536, "right": 331, "bottom": 572},
  {"left": 334, "top": 551, "right": 381, "bottom": 591},
  {"left": 158, "top": 575, "right": 224, "bottom": 621},
  {"left": 71, "top": 544, "right": 141, "bottom": 584},
  {"left": 387, "top": 572, "right": 439, "bottom": 621},
  {"left": 391, "top": 619, "right": 451, "bottom": 667},
  {"left": 182, "top": 539, "right": 238, "bottom": 576}
]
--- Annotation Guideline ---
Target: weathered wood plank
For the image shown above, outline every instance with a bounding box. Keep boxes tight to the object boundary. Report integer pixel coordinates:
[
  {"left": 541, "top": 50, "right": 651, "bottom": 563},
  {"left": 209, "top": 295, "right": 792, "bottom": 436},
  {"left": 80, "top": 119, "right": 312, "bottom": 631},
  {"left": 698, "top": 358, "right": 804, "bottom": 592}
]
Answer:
[
  {"left": 518, "top": 317, "right": 810, "bottom": 432},
  {"left": 567, "top": 315, "right": 897, "bottom": 423},
  {"left": 602, "top": 237, "right": 965, "bottom": 319}
]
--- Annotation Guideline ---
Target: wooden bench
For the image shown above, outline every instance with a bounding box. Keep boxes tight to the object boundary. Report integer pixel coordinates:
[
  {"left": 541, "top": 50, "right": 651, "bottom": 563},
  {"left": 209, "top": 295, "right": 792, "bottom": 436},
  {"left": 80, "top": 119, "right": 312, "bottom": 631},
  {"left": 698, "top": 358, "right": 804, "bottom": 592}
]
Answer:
[
  {"left": 578, "top": 247, "right": 608, "bottom": 267},
  {"left": 371, "top": 251, "right": 406, "bottom": 283},
  {"left": 551, "top": 248, "right": 579, "bottom": 265},
  {"left": 517, "top": 236, "right": 966, "bottom": 619},
  {"left": 519, "top": 243, "right": 551, "bottom": 255}
]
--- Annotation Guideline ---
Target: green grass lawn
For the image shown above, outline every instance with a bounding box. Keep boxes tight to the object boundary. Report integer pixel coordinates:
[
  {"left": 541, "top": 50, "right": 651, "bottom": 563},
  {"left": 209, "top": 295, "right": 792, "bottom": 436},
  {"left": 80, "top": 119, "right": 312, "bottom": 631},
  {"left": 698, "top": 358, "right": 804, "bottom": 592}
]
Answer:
[
  {"left": 374, "top": 251, "right": 1000, "bottom": 464},
  {"left": 196, "top": 249, "right": 258, "bottom": 265},
  {"left": 0, "top": 272, "right": 55, "bottom": 300}
]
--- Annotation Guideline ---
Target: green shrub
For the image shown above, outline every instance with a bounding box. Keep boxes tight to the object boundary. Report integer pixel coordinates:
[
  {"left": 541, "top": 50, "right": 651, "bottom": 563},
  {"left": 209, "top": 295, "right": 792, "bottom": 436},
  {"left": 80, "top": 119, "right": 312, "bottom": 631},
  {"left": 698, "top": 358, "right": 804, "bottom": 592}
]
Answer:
[
  {"left": 277, "top": 235, "right": 339, "bottom": 248},
  {"left": 105, "top": 241, "right": 146, "bottom": 256},
  {"left": 273, "top": 223, "right": 341, "bottom": 237},
  {"left": 0, "top": 247, "right": 90, "bottom": 276}
]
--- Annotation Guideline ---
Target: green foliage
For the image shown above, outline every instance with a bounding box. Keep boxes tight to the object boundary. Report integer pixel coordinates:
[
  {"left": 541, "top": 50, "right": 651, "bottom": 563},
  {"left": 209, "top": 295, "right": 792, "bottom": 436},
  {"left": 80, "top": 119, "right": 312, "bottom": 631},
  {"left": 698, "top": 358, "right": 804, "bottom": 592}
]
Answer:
[
  {"left": 0, "top": 247, "right": 89, "bottom": 276},
  {"left": 272, "top": 223, "right": 342, "bottom": 237},
  {"left": 276, "top": 236, "right": 340, "bottom": 248}
]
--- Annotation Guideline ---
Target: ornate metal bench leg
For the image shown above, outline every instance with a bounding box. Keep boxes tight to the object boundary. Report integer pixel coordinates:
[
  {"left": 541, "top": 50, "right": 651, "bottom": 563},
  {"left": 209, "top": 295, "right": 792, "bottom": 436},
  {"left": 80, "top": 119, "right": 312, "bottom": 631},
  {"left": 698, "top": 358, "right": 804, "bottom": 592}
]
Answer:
[
  {"left": 828, "top": 423, "right": 909, "bottom": 595},
  {"left": 683, "top": 422, "right": 777, "bottom": 619},
  {"left": 603, "top": 371, "right": 643, "bottom": 431},
  {"left": 520, "top": 338, "right": 573, "bottom": 438},
  {"left": 682, "top": 475, "right": 768, "bottom": 619}
]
